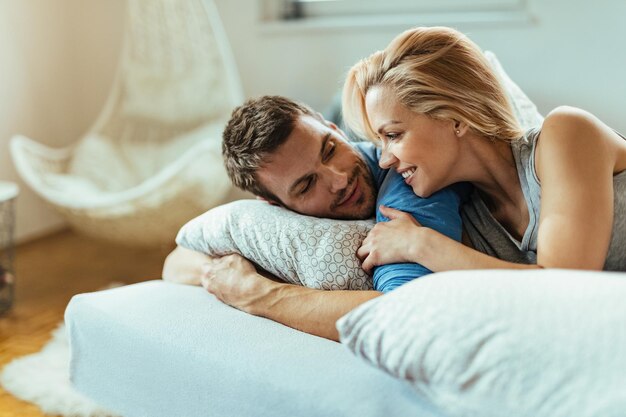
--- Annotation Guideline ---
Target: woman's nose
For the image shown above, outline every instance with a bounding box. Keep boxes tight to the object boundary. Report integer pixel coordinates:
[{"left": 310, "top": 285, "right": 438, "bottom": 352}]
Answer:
[{"left": 379, "top": 146, "right": 398, "bottom": 169}]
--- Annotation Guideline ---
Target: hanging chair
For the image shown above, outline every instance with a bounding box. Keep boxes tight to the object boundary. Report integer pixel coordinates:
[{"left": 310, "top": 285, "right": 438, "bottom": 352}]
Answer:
[{"left": 10, "top": 0, "right": 244, "bottom": 247}]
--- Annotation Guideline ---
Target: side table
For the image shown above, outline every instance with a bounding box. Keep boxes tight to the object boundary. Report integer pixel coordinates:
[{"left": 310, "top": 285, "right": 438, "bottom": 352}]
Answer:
[{"left": 0, "top": 180, "right": 19, "bottom": 315}]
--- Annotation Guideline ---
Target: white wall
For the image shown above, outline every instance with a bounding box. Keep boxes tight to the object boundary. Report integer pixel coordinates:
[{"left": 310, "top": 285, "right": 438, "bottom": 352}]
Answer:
[
  {"left": 1, "top": 0, "right": 625, "bottom": 242},
  {"left": 215, "top": 0, "right": 626, "bottom": 130},
  {"left": 0, "top": 1, "right": 74, "bottom": 241},
  {"left": 0, "top": 0, "right": 124, "bottom": 242}
]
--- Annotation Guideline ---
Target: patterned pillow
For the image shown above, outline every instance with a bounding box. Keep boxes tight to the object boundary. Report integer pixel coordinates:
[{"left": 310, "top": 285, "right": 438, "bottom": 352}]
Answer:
[{"left": 175, "top": 199, "right": 374, "bottom": 290}]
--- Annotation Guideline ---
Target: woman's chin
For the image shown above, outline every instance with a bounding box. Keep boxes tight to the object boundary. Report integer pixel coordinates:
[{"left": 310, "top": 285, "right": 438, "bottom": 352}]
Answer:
[{"left": 411, "top": 183, "right": 432, "bottom": 199}]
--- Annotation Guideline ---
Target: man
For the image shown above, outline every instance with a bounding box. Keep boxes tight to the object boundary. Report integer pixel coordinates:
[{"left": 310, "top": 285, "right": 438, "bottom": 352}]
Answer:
[{"left": 163, "top": 96, "right": 465, "bottom": 341}]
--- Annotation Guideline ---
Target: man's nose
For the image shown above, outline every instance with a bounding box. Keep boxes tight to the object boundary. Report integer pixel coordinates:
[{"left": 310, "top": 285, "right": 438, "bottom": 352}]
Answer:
[
  {"left": 324, "top": 165, "right": 349, "bottom": 193},
  {"left": 379, "top": 146, "right": 398, "bottom": 169}
]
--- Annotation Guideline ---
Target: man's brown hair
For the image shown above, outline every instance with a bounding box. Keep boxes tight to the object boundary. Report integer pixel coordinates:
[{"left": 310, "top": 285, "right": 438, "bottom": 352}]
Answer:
[{"left": 222, "top": 95, "right": 317, "bottom": 203}]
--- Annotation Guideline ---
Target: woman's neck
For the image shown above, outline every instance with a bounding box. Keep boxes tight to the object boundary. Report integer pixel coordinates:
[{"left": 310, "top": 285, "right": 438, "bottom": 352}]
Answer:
[{"left": 461, "top": 134, "right": 526, "bottom": 214}]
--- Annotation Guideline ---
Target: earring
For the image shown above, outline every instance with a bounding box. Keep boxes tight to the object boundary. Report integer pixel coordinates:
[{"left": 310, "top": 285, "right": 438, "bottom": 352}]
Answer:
[{"left": 455, "top": 130, "right": 460, "bottom": 135}]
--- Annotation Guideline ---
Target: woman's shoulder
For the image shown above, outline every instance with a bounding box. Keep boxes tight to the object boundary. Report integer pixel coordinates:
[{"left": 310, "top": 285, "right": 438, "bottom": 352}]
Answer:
[
  {"left": 534, "top": 106, "right": 626, "bottom": 181},
  {"left": 540, "top": 106, "right": 603, "bottom": 137},
  {"left": 543, "top": 105, "right": 594, "bottom": 121},
  {"left": 539, "top": 106, "right": 624, "bottom": 154},
  {"left": 516, "top": 106, "right": 597, "bottom": 146},
  {"left": 539, "top": 105, "right": 626, "bottom": 145}
]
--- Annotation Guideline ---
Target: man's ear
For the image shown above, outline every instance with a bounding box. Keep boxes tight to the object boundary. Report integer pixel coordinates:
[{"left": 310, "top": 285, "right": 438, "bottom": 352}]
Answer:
[
  {"left": 316, "top": 112, "right": 339, "bottom": 130},
  {"left": 256, "top": 196, "right": 280, "bottom": 206},
  {"left": 317, "top": 112, "right": 352, "bottom": 142}
]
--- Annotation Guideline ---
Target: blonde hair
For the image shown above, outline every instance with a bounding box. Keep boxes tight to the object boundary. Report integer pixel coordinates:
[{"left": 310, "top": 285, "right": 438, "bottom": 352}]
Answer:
[{"left": 342, "top": 26, "right": 522, "bottom": 142}]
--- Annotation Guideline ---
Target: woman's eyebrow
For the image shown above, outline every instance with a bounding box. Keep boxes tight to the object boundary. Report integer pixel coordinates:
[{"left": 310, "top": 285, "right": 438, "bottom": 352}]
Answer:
[{"left": 377, "top": 121, "right": 402, "bottom": 135}]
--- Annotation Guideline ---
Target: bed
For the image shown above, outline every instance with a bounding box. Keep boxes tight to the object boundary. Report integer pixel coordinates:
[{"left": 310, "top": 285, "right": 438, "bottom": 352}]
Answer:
[
  {"left": 66, "top": 269, "right": 626, "bottom": 417},
  {"left": 65, "top": 280, "right": 445, "bottom": 417}
]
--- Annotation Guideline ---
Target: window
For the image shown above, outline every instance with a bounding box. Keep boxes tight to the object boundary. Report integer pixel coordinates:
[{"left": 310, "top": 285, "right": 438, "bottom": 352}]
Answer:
[
  {"left": 283, "top": 0, "right": 527, "bottom": 19},
  {"left": 261, "top": 0, "right": 533, "bottom": 30}
]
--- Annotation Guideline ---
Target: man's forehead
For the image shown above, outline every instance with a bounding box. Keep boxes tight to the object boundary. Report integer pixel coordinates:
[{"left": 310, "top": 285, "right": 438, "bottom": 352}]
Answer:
[
  {"left": 262, "top": 116, "right": 324, "bottom": 166},
  {"left": 255, "top": 128, "right": 319, "bottom": 194},
  {"left": 256, "top": 114, "right": 362, "bottom": 192}
]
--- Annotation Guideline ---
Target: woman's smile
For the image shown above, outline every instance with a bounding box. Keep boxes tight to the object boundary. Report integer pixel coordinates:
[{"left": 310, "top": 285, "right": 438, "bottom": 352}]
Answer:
[{"left": 400, "top": 167, "right": 416, "bottom": 183}]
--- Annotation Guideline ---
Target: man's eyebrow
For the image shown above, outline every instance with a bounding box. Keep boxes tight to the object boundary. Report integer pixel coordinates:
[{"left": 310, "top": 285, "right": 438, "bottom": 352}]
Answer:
[
  {"left": 319, "top": 133, "right": 330, "bottom": 159},
  {"left": 287, "top": 133, "right": 330, "bottom": 196},
  {"left": 377, "top": 120, "right": 402, "bottom": 135}
]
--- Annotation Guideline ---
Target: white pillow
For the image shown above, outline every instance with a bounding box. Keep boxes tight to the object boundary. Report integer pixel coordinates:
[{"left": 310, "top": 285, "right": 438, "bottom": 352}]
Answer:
[
  {"left": 337, "top": 269, "right": 626, "bottom": 417},
  {"left": 484, "top": 51, "right": 544, "bottom": 130},
  {"left": 176, "top": 199, "right": 374, "bottom": 290}
]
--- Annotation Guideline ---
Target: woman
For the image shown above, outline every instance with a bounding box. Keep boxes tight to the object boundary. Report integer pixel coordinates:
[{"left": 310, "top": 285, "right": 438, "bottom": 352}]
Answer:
[{"left": 344, "top": 26, "right": 626, "bottom": 273}]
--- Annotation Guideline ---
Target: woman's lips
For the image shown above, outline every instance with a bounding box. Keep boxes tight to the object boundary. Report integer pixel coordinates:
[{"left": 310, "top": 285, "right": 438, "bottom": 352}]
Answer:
[{"left": 401, "top": 168, "right": 416, "bottom": 186}]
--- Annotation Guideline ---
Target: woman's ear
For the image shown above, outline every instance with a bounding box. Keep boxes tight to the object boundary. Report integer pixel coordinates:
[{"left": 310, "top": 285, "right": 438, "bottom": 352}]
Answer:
[{"left": 452, "top": 120, "right": 470, "bottom": 137}]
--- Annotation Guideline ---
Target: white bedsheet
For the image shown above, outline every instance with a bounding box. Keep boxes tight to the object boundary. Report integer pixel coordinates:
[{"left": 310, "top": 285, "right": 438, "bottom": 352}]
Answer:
[{"left": 65, "top": 280, "right": 446, "bottom": 417}]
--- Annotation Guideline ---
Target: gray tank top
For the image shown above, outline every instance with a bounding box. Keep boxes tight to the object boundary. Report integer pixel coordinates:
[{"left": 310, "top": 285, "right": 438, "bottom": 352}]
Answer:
[{"left": 461, "top": 127, "right": 626, "bottom": 271}]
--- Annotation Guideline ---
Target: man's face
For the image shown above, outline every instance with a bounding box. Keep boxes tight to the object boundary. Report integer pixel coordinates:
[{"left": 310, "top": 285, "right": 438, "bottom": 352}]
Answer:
[{"left": 256, "top": 115, "right": 377, "bottom": 220}]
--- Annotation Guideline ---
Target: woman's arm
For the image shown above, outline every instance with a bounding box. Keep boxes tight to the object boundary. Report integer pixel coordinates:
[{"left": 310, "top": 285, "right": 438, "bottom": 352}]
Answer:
[
  {"left": 534, "top": 106, "right": 623, "bottom": 269},
  {"left": 358, "top": 208, "right": 540, "bottom": 272}
]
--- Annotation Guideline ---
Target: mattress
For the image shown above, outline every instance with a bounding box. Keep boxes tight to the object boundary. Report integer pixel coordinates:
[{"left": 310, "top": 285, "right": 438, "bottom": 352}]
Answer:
[{"left": 65, "top": 280, "right": 446, "bottom": 417}]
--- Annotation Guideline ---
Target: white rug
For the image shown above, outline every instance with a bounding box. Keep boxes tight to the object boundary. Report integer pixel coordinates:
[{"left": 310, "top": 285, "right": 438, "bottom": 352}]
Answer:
[
  {"left": 1, "top": 323, "right": 120, "bottom": 417},
  {"left": 1, "top": 285, "right": 123, "bottom": 417}
]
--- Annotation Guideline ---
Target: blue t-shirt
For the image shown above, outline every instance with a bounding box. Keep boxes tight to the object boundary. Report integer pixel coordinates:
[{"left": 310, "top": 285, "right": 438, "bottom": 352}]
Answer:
[{"left": 353, "top": 142, "right": 469, "bottom": 292}]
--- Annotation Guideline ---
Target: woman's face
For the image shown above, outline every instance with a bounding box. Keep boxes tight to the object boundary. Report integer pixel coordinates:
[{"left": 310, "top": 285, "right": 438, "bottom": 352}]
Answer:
[{"left": 365, "top": 85, "right": 462, "bottom": 198}]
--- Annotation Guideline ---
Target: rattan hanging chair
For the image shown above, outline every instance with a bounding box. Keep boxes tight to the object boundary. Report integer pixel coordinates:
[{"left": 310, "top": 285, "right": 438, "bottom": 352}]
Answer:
[{"left": 10, "top": 0, "right": 243, "bottom": 247}]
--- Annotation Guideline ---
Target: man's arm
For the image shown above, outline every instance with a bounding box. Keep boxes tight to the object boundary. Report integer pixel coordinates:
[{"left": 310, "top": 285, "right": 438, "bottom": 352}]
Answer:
[
  {"left": 198, "top": 254, "right": 382, "bottom": 341},
  {"left": 162, "top": 246, "right": 212, "bottom": 285},
  {"left": 163, "top": 248, "right": 382, "bottom": 341},
  {"left": 371, "top": 171, "right": 467, "bottom": 292},
  {"left": 241, "top": 279, "right": 381, "bottom": 341}
]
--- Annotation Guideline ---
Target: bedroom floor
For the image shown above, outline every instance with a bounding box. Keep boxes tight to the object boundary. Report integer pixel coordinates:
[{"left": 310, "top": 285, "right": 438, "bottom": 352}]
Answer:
[{"left": 0, "top": 228, "right": 171, "bottom": 417}]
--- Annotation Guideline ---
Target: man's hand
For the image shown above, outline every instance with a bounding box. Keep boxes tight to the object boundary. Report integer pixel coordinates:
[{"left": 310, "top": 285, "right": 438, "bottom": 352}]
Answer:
[
  {"left": 200, "top": 253, "right": 382, "bottom": 341},
  {"left": 200, "top": 254, "right": 276, "bottom": 314},
  {"left": 165, "top": 248, "right": 382, "bottom": 341},
  {"left": 162, "top": 246, "right": 213, "bottom": 286}
]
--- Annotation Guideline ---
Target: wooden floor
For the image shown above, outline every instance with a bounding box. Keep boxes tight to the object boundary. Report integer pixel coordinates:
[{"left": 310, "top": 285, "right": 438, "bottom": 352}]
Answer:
[{"left": 0, "top": 229, "right": 171, "bottom": 417}]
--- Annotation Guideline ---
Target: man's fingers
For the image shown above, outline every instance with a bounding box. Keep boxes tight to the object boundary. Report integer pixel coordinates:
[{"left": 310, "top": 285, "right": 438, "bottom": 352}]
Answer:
[
  {"left": 200, "top": 262, "right": 218, "bottom": 292},
  {"left": 200, "top": 273, "right": 211, "bottom": 291}
]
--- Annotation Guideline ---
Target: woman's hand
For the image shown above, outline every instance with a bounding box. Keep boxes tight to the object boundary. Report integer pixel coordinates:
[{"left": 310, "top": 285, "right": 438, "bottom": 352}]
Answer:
[
  {"left": 357, "top": 205, "right": 424, "bottom": 274},
  {"left": 200, "top": 253, "right": 275, "bottom": 314}
]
